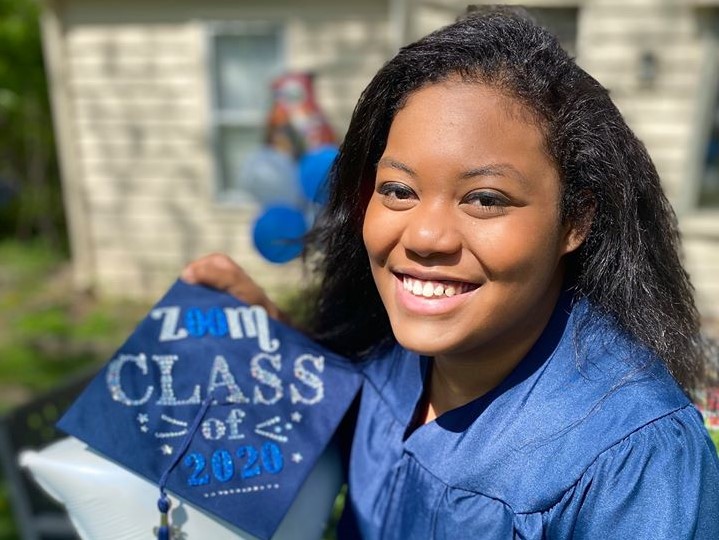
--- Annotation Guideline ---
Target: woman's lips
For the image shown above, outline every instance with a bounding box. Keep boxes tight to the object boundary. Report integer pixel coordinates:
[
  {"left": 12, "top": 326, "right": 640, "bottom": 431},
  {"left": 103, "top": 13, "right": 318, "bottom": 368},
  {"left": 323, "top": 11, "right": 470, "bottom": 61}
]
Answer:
[{"left": 393, "top": 273, "right": 480, "bottom": 315}]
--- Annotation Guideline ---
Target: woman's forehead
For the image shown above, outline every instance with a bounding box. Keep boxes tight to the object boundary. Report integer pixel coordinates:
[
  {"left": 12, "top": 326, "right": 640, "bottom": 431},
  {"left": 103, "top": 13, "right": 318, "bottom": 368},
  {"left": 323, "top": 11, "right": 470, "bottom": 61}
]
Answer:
[
  {"left": 384, "top": 83, "right": 550, "bottom": 172},
  {"left": 379, "top": 80, "right": 555, "bottom": 177},
  {"left": 399, "top": 77, "right": 542, "bottom": 125}
]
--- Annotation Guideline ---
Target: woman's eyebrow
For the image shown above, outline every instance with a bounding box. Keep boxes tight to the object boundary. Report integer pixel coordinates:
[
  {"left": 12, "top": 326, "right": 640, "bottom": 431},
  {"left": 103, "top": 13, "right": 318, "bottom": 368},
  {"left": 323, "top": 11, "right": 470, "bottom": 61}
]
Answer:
[
  {"left": 377, "top": 157, "right": 417, "bottom": 178},
  {"left": 378, "top": 157, "right": 529, "bottom": 186},
  {"left": 460, "top": 164, "right": 529, "bottom": 186}
]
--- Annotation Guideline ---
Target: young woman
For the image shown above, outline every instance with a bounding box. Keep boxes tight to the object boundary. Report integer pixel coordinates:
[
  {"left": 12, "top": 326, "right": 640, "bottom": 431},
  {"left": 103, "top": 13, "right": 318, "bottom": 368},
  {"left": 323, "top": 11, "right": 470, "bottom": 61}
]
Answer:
[{"left": 183, "top": 8, "right": 719, "bottom": 538}]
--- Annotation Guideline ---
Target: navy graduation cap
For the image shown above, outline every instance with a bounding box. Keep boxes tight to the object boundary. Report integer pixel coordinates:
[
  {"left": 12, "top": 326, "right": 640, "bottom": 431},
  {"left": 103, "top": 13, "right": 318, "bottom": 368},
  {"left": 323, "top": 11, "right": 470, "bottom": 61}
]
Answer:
[{"left": 58, "top": 280, "right": 362, "bottom": 540}]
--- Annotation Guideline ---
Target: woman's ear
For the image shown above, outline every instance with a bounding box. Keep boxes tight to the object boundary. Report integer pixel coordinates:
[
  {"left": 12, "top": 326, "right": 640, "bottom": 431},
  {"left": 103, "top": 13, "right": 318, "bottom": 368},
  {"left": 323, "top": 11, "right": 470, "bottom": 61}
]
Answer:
[{"left": 562, "top": 195, "right": 596, "bottom": 255}]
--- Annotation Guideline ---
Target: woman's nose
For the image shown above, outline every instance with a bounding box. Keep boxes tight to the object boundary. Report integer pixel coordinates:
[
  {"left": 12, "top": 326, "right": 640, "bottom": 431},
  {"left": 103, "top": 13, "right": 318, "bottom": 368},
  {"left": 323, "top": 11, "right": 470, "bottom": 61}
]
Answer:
[{"left": 400, "top": 202, "right": 462, "bottom": 259}]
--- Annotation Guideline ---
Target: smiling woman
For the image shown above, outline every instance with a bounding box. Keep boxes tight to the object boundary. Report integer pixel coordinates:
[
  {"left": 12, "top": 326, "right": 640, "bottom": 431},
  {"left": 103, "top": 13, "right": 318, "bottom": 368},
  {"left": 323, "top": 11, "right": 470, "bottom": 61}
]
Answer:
[
  {"left": 364, "top": 82, "right": 584, "bottom": 415},
  {"left": 182, "top": 6, "right": 719, "bottom": 539}
]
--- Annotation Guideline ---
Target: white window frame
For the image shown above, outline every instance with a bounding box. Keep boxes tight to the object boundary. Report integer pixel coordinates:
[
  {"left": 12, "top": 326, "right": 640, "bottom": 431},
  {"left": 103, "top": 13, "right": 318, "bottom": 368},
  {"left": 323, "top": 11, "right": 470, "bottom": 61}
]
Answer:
[{"left": 205, "top": 21, "right": 286, "bottom": 205}]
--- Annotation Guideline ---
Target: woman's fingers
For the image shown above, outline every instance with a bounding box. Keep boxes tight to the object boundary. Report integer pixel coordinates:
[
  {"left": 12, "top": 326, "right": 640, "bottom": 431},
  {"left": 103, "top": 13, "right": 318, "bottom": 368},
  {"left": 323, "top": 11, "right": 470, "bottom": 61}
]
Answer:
[
  {"left": 180, "top": 253, "right": 285, "bottom": 321},
  {"left": 182, "top": 253, "right": 254, "bottom": 296}
]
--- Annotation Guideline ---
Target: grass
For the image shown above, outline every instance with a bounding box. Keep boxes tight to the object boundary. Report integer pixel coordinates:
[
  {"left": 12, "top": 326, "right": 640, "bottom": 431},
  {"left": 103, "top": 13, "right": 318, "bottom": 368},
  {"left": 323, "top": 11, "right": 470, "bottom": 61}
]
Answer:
[
  {"left": 0, "top": 484, "right": 14, "bottom": 540},
  {"left": 0, "top": 239, "right": 150, "bottom": 539},
  {"left": 0, "top": 240, "right": 149, "bottom": 407}
]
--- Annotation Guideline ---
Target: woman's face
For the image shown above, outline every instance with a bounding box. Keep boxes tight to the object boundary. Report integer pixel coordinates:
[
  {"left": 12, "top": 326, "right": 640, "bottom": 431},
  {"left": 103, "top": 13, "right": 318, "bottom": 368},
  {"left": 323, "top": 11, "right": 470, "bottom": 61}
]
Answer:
[{"left": 362, "top": 81, "right": 583, "bottom": 365}]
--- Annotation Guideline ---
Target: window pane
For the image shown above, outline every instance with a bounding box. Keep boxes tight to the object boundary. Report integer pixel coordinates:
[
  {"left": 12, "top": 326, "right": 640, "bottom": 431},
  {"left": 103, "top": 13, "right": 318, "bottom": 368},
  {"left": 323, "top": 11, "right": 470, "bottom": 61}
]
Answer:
[
  {"left": 217, "top": 125, "right": 264, "bottom": 196},
  {"left": 700, "top": 108, "right": 719, "bottom": 207},
  {"left": 211, "top": 27, "right": 282, "bottom": 200},
  {"left": 214, "top": 32, "right": 281, "bottom": 113}
]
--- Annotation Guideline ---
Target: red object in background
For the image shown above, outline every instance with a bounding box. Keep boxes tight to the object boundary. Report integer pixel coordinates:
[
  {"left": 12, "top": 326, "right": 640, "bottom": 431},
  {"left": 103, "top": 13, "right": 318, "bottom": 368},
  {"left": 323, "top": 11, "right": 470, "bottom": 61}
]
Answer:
[
  {"left": 695, "top": 387, "right": 719, "bottom": 429},
  {"left": 707, "top": 388, "right": 719, "bottom": 413},
  {"left": 266, "top": 73, "right": 336, "bottom": 158}
]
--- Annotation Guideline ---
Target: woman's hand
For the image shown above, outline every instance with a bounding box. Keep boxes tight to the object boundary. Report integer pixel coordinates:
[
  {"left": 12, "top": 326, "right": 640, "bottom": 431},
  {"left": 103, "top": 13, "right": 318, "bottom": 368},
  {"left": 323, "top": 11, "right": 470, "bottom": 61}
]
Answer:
[{"left": 180, "top": 253, "right": 289, "bottom": 324}]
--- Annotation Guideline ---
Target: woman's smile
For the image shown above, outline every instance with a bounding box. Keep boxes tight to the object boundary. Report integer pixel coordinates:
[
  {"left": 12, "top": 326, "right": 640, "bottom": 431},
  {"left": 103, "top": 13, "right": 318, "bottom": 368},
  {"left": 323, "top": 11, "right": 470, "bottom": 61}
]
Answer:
[
  {"left": 400, "top": 274, "right": 479, "bottom": 299},
  {"left": 393, "top": 271, "right": 481, "bottom": 316}
]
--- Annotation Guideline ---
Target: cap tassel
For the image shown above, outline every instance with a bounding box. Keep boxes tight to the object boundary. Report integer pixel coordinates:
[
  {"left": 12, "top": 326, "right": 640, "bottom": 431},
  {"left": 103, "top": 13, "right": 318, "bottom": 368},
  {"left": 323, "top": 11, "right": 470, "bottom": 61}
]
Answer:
[
  {"left": 157, "top": 492, "right": 171, "bottom": 540},
  {"left": 155, "top": 393, "right": 214, "bottom": 540}
]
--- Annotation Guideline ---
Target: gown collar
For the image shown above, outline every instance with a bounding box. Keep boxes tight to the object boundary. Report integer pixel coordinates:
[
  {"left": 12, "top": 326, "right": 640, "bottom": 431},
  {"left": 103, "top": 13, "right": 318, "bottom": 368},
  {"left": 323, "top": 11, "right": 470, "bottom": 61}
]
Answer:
[{"left": 395, "top": 290, "right": 575, "bottom": 438}]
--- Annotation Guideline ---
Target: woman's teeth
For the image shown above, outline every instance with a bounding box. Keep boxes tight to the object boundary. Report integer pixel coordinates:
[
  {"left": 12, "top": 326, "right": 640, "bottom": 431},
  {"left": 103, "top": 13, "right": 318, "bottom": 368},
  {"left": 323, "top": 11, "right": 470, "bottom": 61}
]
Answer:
[{"left": 402, "top": 276, "right": 473, "bottom": 298}]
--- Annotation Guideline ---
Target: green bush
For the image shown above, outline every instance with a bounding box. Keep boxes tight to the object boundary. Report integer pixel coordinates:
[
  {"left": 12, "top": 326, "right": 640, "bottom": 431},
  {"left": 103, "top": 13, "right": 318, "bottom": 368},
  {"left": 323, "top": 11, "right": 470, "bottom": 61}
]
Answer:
[{"left": 0, "top": 0, "right": 66, "bottom": 248}]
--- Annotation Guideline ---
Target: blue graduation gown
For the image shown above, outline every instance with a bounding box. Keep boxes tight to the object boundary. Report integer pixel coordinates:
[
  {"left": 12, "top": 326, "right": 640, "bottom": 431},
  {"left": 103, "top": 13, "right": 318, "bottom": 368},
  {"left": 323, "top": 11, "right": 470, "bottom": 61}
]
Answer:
[{"left": 341, "top": 297, "right": 719, "bottom": 539}]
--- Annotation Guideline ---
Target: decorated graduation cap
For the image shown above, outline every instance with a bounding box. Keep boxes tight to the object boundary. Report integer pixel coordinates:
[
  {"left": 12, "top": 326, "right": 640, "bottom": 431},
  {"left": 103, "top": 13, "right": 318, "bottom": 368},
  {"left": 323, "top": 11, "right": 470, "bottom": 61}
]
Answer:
[{"left": 58, "top": 280, "right": 362, "bottom": 540}]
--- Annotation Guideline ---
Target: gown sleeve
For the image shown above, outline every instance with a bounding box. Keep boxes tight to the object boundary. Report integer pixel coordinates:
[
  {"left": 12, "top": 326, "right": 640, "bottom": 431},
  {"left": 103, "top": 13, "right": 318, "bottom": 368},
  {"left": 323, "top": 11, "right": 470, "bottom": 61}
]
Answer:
[{"left": 551, "top": 405, "right": 719, "bottom": 539}]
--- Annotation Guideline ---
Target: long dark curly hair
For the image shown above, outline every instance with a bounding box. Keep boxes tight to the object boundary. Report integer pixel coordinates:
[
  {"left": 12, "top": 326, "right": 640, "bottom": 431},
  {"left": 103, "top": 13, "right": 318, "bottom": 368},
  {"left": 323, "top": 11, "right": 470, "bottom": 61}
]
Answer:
[{"left": 304, "top": 6, "right": 705, "bottom": 390}]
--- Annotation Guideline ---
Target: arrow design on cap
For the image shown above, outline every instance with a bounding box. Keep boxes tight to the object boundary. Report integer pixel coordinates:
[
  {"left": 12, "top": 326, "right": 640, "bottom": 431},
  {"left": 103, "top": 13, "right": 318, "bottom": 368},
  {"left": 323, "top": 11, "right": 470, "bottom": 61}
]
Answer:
[
  {"left": 154, "top": 414, "right": 189, "bottom": 439},
  {"left": 254, "top": 416, "right": 289, "bottom": 443}
]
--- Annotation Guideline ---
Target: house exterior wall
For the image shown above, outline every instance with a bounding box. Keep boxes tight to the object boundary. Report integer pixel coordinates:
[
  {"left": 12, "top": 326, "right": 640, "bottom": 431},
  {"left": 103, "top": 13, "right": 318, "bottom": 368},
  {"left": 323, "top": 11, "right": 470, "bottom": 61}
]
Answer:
[
  {"left": 42, "top": 0, "right": 392, "bottom": 299},
  {"left": 43, "top": 0, "right": 719, "bottom": 322},
  {"left": 574, "top": 0, "right": 719, "bottom": 320}
]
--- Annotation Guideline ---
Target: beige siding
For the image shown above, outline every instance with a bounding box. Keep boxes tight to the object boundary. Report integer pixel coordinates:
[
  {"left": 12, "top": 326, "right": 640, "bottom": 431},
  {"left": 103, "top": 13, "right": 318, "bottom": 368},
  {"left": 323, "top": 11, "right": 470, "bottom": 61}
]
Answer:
[
  {"left": 45, "top": 0, "right": 719, "bottom": 319},
  {"left": 685, "top": 235, "right": 719, "bottom": 317},
  {"left": 51, "top": 0, "right": 391, "bottom": 299},
  {"left": 575, "top": 2, "right": 719, "bottom": 317},
  {"left": 682, "top": 213, "right": 719, "bottom": 318},
  {"left": 577, "top": 2, "right": 701, "bottom": 205}
]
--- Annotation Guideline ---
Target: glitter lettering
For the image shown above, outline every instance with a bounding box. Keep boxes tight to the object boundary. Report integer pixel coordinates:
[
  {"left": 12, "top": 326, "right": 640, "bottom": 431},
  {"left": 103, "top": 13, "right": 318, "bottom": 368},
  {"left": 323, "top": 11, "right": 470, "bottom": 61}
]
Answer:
[
  {"left": 251, "top": 353, "right": 283, "bottom": 405},
  {"left": 224, "top": 306, "right": 279, "bottom": 353},
  {"left": 106, "top": 353, "right": 154, "bottom": 406},
  {"left": 151, "top": 307, "right": 189, "bottom": 342},
  {"left": 202, "top": 418, "right": 226, "bottom": 441},
  {"left": 207, "top": 355, "right": 250, "bottom": 404},
  {"left": 226, "top": 408, "right": 246, "bottom": 440},
  {"left": 289, "top": 354, "right": 325, "bottom": 405},
  {"left": 152, "top": 354, "right": 201, "bottom": 406}
]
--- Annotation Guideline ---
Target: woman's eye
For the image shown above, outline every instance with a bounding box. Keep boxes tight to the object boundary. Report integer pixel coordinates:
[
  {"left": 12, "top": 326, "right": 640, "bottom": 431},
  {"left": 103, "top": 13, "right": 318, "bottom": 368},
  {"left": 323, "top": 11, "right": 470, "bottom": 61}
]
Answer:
[
  {"left": 377, "top": 182, "right": 416, "bottom": 205},
  {"left": 461, "top": 191, "right": 509, "bottom": 214}
]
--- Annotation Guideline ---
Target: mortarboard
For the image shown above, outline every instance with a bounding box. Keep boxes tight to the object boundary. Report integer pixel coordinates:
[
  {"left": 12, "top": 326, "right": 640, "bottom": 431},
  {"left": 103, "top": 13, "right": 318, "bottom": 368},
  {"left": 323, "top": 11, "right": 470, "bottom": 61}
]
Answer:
[{"left": 57, "top": 280, "right": 362, "bottom": 540}]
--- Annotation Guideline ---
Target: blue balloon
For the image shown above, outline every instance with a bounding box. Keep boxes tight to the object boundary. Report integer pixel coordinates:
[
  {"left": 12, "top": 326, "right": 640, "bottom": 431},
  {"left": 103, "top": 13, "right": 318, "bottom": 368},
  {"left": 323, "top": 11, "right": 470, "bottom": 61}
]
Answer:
[
  {"left": 241, "top": 147, "right": 302, "bottom": 207},
  {"left": 252, "top": 206, "right": 308, "bottom": 264},
  {"left": 299, "top": 146, "right": 338, "bottom": 205}
]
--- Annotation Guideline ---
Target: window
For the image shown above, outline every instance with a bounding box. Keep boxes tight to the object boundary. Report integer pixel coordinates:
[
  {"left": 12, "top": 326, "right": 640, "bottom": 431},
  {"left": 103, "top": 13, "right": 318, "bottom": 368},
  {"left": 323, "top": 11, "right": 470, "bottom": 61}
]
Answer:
[
  {"left": 208, "top": 24, "right": 283, "bottom": 202},
  {"left": 700, "top": 94, "right": 719, "bottom": 208},
  {"left": 694, "top": 13, "right": 719, "bottom": 210}
]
